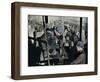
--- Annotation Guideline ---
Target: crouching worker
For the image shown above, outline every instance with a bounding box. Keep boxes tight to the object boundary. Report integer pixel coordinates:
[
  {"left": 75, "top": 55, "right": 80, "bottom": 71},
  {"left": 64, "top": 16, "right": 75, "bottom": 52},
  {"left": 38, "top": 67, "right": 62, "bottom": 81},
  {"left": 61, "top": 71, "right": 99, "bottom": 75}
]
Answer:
[{"left": 71, "top": 41, "right": 86, "bottom": 64}]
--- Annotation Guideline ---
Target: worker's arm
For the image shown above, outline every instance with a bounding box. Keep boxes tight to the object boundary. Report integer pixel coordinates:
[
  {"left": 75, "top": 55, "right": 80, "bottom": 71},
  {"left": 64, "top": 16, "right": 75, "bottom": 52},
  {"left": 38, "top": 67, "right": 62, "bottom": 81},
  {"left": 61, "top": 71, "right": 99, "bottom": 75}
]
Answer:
[{"left": 71, "top": 53, "right": 86, "bottom": 64}]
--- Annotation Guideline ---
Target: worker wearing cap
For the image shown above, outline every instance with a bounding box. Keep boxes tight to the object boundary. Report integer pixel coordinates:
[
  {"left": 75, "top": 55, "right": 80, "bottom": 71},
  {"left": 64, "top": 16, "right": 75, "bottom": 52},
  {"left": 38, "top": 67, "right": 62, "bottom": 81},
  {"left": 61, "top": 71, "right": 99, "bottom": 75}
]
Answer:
[{"left": 71, "top": 41, "right": 86, "bottom": 64}]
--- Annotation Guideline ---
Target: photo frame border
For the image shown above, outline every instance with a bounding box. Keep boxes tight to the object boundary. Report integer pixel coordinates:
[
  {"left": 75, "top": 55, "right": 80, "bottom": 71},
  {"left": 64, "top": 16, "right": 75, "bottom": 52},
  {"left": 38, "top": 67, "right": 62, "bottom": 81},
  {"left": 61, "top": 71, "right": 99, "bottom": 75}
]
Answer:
[{"left": 11, "top": 2, "right": 98, "bottom": 80}]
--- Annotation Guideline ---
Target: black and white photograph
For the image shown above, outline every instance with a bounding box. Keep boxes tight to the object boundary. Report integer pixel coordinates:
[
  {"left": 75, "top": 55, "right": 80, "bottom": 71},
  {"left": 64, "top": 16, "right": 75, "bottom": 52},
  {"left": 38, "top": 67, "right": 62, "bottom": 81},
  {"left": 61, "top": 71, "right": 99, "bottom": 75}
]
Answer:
[
  {"left": 11, "top": 2, "right": 97, "bottom": 79},
  {"left": 28, "top": 15, "right": 88, "bottom": 66}
]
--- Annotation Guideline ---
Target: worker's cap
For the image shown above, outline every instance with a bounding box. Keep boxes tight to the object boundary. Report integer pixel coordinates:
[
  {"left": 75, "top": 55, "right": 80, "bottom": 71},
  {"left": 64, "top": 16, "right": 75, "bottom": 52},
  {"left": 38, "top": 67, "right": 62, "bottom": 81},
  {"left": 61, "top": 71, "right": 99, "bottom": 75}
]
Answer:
[{"left": 77, "top": 41, "right": 84, "bottom": 48}]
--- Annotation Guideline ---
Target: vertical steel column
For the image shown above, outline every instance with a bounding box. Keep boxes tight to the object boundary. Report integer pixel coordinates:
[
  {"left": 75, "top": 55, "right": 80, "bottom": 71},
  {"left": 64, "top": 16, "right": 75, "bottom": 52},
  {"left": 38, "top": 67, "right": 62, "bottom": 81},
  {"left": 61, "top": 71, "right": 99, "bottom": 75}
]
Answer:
[
  {"left": 42, "top": 16, "right": 50, "bottom": 65},
  {"left": 80, "top": 17, "right": 82, "bottom": 41}
]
